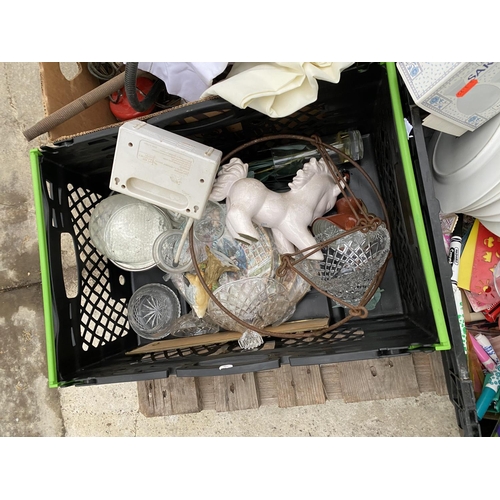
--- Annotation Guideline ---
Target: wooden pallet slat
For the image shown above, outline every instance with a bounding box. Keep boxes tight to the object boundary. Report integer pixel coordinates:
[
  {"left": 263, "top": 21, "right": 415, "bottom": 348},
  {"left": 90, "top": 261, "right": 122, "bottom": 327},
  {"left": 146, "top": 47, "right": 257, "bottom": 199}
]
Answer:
[
  {"left": 197, "top": 376, "right": 216, "bottom": 411},
  {"left": 429, "top": 351, "right": 449, "bottom": 396},
  {"left": 412, "top": 351, "right": 436, "bottom": 393},
  {"left": 136, "top": 353, "right": 447, "bottom": 417},
  {"left": 167, "top": 376, "right": 203, "bottom": 414},
  {"left": 274, "top": 364, "right": 326, "bottom": 408},
  {"left": 255, "top": 370, "right": 278, "bottom": 406},
  {"left": 137, "top": 377, "right": 202, "bottom": 417},
  {"left": 338, "top": 356, "right": 420, "bottom": 403},
  {"left": 138, "top": 378, "right": 171, "bottom": 417},
  {"left": 214, "top": 373, "right": 260, "bottom": 412},
  {"left": 320, "top": 364, "right": 343, "bottom": 400}
]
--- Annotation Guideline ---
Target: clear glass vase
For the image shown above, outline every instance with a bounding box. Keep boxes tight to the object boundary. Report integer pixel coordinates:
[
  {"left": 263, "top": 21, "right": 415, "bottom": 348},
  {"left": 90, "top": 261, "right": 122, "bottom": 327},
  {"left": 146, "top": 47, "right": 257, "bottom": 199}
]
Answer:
[
  {"left": 296, "top": 223, "right": 390, "bottom": 306},
  {"left": 207, "top": 277, "right": 294, "bottom": 333}
]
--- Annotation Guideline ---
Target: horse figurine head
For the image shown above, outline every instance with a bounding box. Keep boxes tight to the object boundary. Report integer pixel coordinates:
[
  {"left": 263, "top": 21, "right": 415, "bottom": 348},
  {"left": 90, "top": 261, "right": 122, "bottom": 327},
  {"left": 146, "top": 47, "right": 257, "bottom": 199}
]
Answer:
[
  {"left": 288, "top": 157, "right": 344, "bottom": 222},
  {"left": 210, "top": 156, "right": 346, "bottom": 260}
]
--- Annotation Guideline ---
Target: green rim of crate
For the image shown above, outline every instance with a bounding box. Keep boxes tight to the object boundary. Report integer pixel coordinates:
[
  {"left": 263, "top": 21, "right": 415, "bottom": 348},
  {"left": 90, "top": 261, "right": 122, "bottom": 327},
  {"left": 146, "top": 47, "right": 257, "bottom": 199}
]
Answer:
[
  {"left": 386, "top": 62, "right": 451, "bottom": 351},
  {"left": 30, "top": 149, "right": 59, "bottom": 388}
]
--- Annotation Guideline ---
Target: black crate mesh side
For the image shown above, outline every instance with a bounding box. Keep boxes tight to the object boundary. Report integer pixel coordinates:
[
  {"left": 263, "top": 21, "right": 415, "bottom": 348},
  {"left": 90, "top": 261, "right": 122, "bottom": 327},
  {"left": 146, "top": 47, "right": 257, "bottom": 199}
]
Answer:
[
  {"left": 179, "top": 105, "right": 330, "bottom": 155},
  {"left": 138, "top": 326, "right": 364, "bottom": 363},
  {"left": 67, "top": 184, "right": 130, "bottom": 351},
  {"left": 372, "top": 88, "right": 431, "bottom": 328}
]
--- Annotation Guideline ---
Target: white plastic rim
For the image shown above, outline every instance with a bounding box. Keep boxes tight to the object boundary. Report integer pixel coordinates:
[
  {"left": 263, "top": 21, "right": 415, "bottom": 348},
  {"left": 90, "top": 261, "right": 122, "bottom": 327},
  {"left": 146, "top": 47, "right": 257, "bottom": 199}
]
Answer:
[
  {"left": 458, "top": 180, "right": 500, "bottom": 213},
  {"left": 469, "top": 211, "right": 500, "bottom": 223},
  {"left": 433, "top": 112, "right": 500, "bottom": 182},
  {"left": 431, "top": 112, "right": 500, "bottom": 214},
  {"left": 465, "top": 195, "right": 500, "bottom": 219}
]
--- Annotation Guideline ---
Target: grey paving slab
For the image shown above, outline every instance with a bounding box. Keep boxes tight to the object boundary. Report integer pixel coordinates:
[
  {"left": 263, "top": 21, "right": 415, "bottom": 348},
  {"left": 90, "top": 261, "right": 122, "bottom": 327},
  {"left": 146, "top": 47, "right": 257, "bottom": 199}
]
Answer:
[
  {"left": 0, "top": 284, "right": 64, "bottom": 436},
  {"left": 59, "top": 383, "right": 460, "bottom": 437},
  {"left": 0, "top": 62, "right": 46, "bottom": 291},
  {"left": 0, "top": 62, "right": 64, "bottom": 437}
]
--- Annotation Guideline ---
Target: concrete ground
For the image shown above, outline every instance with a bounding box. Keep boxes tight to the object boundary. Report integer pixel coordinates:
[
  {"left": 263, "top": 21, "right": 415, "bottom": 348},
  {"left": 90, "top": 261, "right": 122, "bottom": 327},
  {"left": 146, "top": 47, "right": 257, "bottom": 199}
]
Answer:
[{"left": 0, "top": 62, "right": 462, "bottom": 437}]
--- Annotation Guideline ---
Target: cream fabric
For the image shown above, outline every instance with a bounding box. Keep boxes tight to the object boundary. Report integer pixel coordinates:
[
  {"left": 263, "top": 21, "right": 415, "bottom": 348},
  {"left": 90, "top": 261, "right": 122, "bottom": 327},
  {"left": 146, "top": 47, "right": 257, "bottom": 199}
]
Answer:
[{"left": 201, "top": 62, "right": 354, "bottom": 117}]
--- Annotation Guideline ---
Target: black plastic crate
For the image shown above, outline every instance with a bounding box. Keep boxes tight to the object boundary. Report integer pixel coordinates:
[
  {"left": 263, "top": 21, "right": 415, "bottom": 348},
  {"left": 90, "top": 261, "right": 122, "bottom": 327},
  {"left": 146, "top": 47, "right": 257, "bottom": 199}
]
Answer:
[{"left": 31, "top": 63, "right": 458, "bottom": 410}]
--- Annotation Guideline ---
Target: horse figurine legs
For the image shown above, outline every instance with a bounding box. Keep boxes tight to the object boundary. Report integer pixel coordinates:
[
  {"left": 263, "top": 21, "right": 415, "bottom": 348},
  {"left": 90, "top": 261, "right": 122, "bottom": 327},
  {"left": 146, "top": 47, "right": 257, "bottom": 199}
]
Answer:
[
  {"left": 271, "top": 228, "right": 295, "bottom": 255},
  {"left": 226, "top": 207, "right": 324, "bottom": 260},
  {"left": 225, "top": 204, "right": 260, "bottom": 244}
]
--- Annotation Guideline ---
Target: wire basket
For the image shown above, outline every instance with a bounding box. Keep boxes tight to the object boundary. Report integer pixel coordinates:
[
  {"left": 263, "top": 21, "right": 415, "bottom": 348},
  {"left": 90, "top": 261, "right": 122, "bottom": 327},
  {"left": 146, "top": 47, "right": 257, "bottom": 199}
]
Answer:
[{"left": 189, "top": 133, "right": 391, "bottom": 340}]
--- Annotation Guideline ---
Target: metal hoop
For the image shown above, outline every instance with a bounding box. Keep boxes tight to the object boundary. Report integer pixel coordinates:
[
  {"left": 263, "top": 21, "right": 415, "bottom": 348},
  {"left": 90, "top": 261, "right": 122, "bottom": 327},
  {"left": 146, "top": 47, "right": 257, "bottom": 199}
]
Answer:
[{"left": 189, "top": 134, "right": 392, "bottom": 339}]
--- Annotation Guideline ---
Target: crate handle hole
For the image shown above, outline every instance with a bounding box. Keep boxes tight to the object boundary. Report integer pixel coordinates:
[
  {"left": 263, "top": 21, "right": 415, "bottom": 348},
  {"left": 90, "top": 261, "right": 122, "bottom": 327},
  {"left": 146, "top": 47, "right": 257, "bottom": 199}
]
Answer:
[
  {"left": 60, "top": 233, "right": 79, "bottom": 299},
  {"left": 119, "top": 275, "right": 125, "bottom": 285},
  {"left": 59, "top": 62, "right": 81, "bottom": 81}
]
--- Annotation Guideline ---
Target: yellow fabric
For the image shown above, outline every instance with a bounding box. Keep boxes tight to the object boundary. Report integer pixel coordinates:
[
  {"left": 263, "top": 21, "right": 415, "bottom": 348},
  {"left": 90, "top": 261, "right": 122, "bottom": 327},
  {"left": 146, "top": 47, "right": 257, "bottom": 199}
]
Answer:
[
  {"left": 201, "top": 62, "right": 354, "bottom": 118},
  {"left": 458, "top": 219, "right": 480, "bottom": 291}
]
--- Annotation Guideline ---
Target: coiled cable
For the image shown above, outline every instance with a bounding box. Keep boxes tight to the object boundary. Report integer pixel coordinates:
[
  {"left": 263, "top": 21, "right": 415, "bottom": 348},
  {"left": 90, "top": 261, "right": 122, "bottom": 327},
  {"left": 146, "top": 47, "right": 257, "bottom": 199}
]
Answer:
[{"left": 88, "top": 62, "right": 123, "bottom": 81}]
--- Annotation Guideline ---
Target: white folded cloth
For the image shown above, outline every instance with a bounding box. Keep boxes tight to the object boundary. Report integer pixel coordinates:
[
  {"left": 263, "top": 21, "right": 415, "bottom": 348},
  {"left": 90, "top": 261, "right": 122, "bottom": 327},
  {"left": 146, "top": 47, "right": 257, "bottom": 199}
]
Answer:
[
  {"left": 201, "top": 62, "right": 354, "bottom": 117},
  {"left": 137, "top": 62, "right": 228, "bottom": 102}
]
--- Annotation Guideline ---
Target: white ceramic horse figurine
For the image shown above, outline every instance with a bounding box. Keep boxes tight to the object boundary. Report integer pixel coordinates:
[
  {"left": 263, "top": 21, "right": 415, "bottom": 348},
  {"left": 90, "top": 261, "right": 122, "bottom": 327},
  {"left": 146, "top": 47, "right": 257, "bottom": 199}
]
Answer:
[{"left": 209, "top": 157, "right": 344, "bottom": 260}]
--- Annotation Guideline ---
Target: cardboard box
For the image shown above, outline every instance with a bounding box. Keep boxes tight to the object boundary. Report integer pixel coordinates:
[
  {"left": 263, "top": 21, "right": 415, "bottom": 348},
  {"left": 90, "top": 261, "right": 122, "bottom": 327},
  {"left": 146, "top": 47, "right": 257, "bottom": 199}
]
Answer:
[
  {"left": 38, "top": 63, "right": 204, "bottom": 144},
  {"left": 39, "top": 62, "right": 118, "bottom": 142},
  {"left": 397, "top": 62, "right": 500, "bottom": 136}
]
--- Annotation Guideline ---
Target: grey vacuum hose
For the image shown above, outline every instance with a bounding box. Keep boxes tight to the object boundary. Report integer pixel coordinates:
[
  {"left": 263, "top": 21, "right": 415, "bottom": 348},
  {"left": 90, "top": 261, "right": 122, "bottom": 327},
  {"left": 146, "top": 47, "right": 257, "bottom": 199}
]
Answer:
[{"left": 23, "top": 69, "right": 146, "bottom": 142}]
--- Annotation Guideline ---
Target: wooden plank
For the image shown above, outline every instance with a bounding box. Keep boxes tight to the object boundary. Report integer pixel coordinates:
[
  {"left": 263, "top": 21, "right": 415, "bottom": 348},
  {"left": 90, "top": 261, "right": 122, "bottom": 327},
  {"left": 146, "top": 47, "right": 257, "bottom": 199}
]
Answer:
[
  {"left": 137, "top": 376, "right": 202, "bottom": 417},
  {"left": 274, "top": 364, "right": 326, "bottom": 407},
  {"left": 197, "top": 376, "right": 216, "bottom": 411},
  {"left": 126, "top": 318, "right": 329, "bottom": 356},
  {"left": 274, "top": 364, "right": 297, "bottom": 408},
  {"left": 429, "top": 351, "right": 449, "bottom": 396},
  {"left": 214, "top": 373, "right": 260, "bottom": 412},
  {"left": 127, "top": 332, "right": 242, "bottom": 356},
  {"left": 199, "top": 370, "right": 277, "bottom": 410},
  {"left": 260, "top": 340, "right": 276, "bottom": 351},
  {"left": 291, "top": 365, "right": 326, "bottom": 406},
  {"left": 320, "top": 364, "right": 343, "bottom": 400},
  {"left": 166, "top": 376, "right": 202, "bottom": 415},
  {"left": 411, "top": 352, "right": 436, "bottom": 393},
  {"left": 139, "top": 355, "right": 429, "bottom": 416},
  {"left": 137, "top": 379, "right": 172, "bottom": 417},
  {"left": 338, "top": 356, "right": 420, "bottom": 403},
  {"left": 255, "top": 370, "right": 278, "bottom": 406}
]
